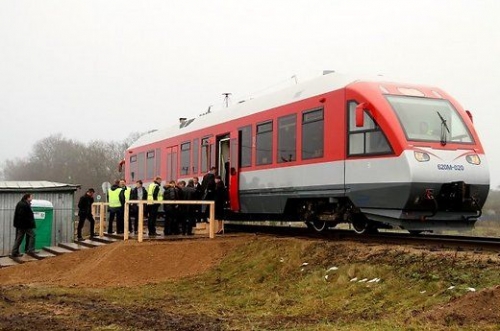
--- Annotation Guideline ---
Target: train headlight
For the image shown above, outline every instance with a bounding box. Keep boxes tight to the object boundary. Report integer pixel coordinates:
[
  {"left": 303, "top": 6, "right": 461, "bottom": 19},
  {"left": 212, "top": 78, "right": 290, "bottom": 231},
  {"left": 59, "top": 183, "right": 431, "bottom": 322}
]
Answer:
[
  {"left": 466, "top": 154, "right": 481, "bottom": 165},
  {"left": 414, "top": 151, "right": 430, "bottom": 162}
]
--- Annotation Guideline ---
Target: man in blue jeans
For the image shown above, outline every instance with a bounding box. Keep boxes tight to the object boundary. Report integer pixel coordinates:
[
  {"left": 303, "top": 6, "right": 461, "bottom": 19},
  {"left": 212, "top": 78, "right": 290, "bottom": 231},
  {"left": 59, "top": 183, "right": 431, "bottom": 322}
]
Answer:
[{"left": 11, "top": 193, "right": 36, "bottom": 257}]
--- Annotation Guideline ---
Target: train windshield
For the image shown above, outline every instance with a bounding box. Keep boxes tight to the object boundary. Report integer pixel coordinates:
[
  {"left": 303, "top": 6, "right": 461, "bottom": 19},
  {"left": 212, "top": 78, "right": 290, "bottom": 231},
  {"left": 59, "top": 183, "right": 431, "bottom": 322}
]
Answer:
[{"left": 386, "top": 95, "right": 474, "bottom": 144}]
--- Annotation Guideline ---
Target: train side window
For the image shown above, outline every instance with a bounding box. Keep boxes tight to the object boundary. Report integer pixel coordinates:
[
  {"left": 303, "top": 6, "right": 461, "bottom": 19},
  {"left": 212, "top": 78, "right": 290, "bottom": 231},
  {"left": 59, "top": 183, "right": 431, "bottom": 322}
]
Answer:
[
  {"left": 129, "top": 155, "right": 138, "bottom": 181},
  {"left": 278, "top": 114, "right": 296, "bottom": 163},
  {"left": 348, "top": 101, "right": 392, "bottom": 156},
  {"left": 256, "top": 121, "right": 273, "bottom": 165},
  {"left": 239, "top": 126, "right": 252, "bottom": 167},
  {"left": 155, "top": 148, "right": 161, "bottom": 178},
  {"left": 302, "top": 108, "right": 324, "bottom": 159},
  {"left": 146, "top": 150, "right": 155, "bottom": 179},
  {"left": 180, "top": 141, "right": 191, "bottom": 175},
  {"left": 201, "top": 137, "right": 211, "bottom": 173},
  {"left": 137, "top": 152, "right": 145, "bottom": 180},
  {"left": 192, "top": 138, "right": 199, "bottom": 174}
]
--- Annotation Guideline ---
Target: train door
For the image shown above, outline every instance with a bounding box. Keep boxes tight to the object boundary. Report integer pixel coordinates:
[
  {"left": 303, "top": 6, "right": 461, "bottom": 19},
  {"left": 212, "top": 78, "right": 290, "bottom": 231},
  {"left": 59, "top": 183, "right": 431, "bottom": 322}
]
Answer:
[
  {"left": 229, "top": 136, "right": 240, "bottom": 211},
  {"left": 216, "top": 134, "right": 240, "bottom": 211},
  {"left": 217, "top": 135, "right": 230, "bottom": 187},
  {"left": 166, "top": 146, "right": 178, "bottom": 182}
]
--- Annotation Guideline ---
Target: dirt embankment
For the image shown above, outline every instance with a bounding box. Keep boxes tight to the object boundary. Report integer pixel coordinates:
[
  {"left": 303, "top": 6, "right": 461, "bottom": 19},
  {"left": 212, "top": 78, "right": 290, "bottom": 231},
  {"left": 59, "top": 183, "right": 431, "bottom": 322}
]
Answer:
[{"left": 0, "top": 237, "right": 248, "bottom": 288}]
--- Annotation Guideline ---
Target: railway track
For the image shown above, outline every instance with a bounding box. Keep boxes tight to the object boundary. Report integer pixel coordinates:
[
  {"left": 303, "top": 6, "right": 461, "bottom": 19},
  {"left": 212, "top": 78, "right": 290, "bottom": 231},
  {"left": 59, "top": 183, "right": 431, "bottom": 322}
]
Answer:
[{"left": 225, "top": 223, "right": 500, "bottom": 253}]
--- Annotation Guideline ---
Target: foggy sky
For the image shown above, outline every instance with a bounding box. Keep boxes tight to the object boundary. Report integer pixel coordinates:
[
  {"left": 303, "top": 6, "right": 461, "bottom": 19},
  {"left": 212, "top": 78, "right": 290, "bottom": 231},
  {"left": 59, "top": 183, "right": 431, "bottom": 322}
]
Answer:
[{"left": 1, "top": 0, "right": 499, "bottom": 187}]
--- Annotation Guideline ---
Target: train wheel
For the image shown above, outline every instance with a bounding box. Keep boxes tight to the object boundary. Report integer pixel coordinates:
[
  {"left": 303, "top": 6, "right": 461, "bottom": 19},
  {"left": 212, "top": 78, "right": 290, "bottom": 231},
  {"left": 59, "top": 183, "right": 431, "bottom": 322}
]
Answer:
[
  {"left": 305, "top": 216, "right": 327, "bottom": 232},
  {"left": 351, "top": 215, "right": 377, "bottom": 234}
]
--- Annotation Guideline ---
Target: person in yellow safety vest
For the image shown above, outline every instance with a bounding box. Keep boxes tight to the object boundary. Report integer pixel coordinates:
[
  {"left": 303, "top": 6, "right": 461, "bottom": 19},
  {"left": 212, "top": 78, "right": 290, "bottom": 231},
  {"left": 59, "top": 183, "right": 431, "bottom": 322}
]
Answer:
[
  {"left": 147, "top": 176, "right": 162, "bottom": 237},
  {"left": 107, "top": 180, "right": 121, "bottom": 234},
  {"left": 116, "top": 179, "right": 130, "bottom": 235}
]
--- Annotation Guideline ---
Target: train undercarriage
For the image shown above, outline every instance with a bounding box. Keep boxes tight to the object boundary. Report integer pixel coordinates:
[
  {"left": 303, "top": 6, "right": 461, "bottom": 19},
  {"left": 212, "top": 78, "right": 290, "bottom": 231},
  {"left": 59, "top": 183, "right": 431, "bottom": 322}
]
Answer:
[{"left": 288, "top": 181, "right": 484, "bottom": 235}]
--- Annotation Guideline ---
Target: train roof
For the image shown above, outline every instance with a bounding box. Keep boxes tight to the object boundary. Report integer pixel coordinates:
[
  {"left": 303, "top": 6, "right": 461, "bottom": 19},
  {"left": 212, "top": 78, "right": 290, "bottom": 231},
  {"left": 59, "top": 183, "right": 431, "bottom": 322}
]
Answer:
[{"left": 129, "top": 73, "right": 384, "bottom": 150}]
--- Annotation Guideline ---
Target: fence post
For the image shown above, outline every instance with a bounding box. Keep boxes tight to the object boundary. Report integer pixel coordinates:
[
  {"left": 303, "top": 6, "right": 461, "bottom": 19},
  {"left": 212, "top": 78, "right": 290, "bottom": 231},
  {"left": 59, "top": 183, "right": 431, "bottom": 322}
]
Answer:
[
  {"left": 138, "top": 202, "right": 144, "bottom": 243},
  {"left": 99, "top": 203, "right": 105, "bottom": 237},
  {"left": 124, "top": 202, "right": 130, "bottom": 241},
  {"left": 209, "top": 201, "right": 215, "bottom": 239}
]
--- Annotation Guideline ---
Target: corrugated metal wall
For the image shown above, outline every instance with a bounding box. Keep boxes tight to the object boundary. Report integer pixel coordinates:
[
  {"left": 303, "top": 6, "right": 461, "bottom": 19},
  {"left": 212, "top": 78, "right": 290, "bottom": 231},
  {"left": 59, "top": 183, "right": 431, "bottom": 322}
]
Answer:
[{"left": 0, "top": 192, "right": 75, "bottom": 256}]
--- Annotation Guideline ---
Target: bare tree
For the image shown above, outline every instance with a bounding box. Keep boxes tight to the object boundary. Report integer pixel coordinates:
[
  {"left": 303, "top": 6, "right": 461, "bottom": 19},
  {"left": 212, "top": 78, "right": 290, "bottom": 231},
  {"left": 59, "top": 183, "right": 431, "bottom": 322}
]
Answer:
[{"left": 1, "top": 133, "right": 141, "bottom": 195}]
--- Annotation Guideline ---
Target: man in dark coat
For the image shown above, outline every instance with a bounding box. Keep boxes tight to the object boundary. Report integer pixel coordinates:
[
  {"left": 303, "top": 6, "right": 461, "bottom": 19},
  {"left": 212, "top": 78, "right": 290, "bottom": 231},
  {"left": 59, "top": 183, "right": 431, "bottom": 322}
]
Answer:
[
  {"left": 11, "top": 193, "right": 36, "bottom": 257},
  {"left": 183, "top": 179, "right": 197, "bottom": 235},
  {"left": 163, "top": 180, "right": 180, "bottom": 235},
  {"left": 201, "top": 167, "right": 217, "bottom": 221},
  {"left": 129, "top": 180, "right": 148, "bottom": 234},
  {"left": 77, "top": 188, "right": 96, "bottom": 240}
]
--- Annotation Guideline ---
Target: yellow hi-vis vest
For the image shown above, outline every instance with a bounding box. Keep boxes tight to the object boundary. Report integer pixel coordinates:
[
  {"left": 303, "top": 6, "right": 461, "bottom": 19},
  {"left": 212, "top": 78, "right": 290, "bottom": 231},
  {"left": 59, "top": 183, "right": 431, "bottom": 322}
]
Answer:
[
  {"left": 124, "top": 186, "right": 131, "bottom": 201},
  {"left": 108, "top": 188, "right": 121, "bottom": 208},
  {"left": 147, "top": 183, "right": 162, "bottom": 203}
]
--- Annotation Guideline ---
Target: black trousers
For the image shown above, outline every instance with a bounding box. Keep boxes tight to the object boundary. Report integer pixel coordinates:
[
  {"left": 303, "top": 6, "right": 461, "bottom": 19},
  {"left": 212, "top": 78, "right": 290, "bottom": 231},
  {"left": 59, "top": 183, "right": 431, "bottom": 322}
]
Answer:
[
  {"left": 148, "top": 204, "right": 160, "bottom": 235},
  {"left": 108, "top": 207, "right": 121, "bottom": 234},
  {"left": 77, "top": 213, "right": 95, "bottom": 238},
  {"left": 11, "top": 228, "right": 36, "bottom": 255}
]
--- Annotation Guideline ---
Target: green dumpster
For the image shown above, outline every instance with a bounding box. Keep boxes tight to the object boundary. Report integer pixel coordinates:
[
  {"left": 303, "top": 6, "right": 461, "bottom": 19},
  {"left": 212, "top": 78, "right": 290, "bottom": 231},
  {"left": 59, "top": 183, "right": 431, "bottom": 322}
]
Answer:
[{"left": 21, "top": 199, "right": 53, "bottom": 252}]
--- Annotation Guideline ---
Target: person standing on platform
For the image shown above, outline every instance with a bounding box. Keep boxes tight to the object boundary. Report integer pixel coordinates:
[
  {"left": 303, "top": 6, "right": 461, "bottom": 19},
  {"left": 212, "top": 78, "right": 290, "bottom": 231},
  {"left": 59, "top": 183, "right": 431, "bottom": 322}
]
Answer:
[
  {"left": 107, "top": 180, "right": 121, "bottom": 234},
  {"left": 201, "top": 166, "right": 217, "bottom": 222},
  {"left": 193, "top": 176, "right": 203, "bottom": 223},
  {"left": 129, "top": 180, "right": 148, "bottom": 234},
  {"left": 163, "top": 180, "right": 179, "bottom": 235},
  {"left": 214, "top": 176, "right": 227, "bottom": 234},
  {"left": 147, "top": 176, "right": 162, "bottom": 237},
  {"left": 183, "top": 179, "right": 197, "bottom": 235},
  {"left": 10, "top": 193, "right": 36, "bottom": 257},
  {"left": 77, "top": 188, "right": 95, "bottom": 240},
  {"left": 117, "top": 179, "right": 130, "bottom": 234}
]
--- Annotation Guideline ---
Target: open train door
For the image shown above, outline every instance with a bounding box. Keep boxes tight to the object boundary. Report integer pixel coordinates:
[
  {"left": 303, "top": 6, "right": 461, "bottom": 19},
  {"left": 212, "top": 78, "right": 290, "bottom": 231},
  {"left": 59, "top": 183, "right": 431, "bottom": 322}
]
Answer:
[
  {"left": 216, "top": 133, "right": 240, "bottom": 212},
  {"left": 229, "top": 135, "right": 240, "bottom": 211}
]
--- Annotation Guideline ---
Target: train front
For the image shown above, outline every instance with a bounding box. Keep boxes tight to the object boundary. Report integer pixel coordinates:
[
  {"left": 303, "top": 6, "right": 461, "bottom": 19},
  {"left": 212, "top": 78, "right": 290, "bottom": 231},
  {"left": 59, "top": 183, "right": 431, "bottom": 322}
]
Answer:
[{"left": 349, "top": 83, "right": 490, "bottom": 233}]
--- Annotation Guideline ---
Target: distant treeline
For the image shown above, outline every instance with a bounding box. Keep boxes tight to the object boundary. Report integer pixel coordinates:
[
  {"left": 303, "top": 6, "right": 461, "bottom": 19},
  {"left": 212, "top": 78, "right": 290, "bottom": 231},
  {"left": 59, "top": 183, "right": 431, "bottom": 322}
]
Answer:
[{"left": 0, "top": 133, "right": 140, "bottom": 196}]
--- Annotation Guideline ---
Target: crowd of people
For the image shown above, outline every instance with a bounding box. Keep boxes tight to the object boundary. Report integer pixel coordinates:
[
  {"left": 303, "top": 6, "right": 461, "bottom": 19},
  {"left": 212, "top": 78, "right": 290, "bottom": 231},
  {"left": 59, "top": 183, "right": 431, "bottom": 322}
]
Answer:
[{"left": 76, "top": 166, "right": 228, "bottom": 239}]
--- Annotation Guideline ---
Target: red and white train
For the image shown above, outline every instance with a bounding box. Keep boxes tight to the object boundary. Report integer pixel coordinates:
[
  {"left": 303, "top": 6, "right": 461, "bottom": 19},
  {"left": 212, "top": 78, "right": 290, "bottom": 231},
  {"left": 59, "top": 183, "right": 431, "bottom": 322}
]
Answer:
[{"left": 123, "top": 72, "right": 490, "bottom": 234}]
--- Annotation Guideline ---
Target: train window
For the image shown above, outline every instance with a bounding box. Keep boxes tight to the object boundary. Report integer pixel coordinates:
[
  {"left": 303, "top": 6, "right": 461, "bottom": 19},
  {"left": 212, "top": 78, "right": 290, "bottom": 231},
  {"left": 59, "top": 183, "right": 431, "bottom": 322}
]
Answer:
[
  {"left": 239, "top": 126, "right": 252, "bottom": 167},
  {"left": 193, "top": 138, "right": 199, "bottom": 174},
  {"left": 129, "top": 155, "right": 138, "bottom": 182},
  {"left": 155, "top": 148, "right": 161, "bottom": 178},
  {"left": 180, "top": 142, "right": 191, "bottom": 175},
  {"left": 278, "top": 114, "right": 296, "bottom": 163},
  {"left": 256, "top": 121, "right": 273, "bottom": 165},
  {"left": 302, "top": 108, "right": 324, "bottom": 159},
  {"left": 348, "top": 101, "right": 392, "bottom": 156},
  {"left": 146, "top": 150, "right": 155, "bottom": 179},
  {"left": 137, "top": 152, "right": 145, "bottom": 180},
  {"left": 201, "top": 137, "right": 211, "bottom": 173}
]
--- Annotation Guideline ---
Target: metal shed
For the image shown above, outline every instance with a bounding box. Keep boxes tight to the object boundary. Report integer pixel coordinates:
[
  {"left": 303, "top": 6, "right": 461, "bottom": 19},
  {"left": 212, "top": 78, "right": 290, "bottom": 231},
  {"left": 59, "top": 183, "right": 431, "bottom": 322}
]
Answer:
[{"left": 0, "top": 181, "right": 80, "bottom": 256}]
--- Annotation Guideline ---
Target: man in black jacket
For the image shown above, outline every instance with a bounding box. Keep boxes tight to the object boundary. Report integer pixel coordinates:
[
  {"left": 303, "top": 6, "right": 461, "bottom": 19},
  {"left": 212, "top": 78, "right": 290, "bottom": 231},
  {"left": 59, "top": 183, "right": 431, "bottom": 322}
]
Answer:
[
  {"left": 77, "top": 188, "right": 95, "bottom": 240},
  {"left": 11, "top": 193, "right": 36, "bottom": 257},
  {"left": 129, "top": 180, "right": 148, "bottom": 234}
]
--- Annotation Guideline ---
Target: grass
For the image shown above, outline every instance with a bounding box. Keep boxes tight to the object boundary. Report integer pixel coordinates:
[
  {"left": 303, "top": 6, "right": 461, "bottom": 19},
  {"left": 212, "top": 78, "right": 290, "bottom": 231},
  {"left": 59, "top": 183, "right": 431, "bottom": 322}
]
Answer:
[{"left": 94, "top": 237, "right": 500, "bottom": 329}]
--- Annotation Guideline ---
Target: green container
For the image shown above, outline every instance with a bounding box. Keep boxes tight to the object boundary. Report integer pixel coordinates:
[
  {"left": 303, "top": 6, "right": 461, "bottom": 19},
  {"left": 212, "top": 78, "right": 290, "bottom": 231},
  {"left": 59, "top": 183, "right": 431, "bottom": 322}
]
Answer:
[{"left": 21, "top": 200, "right": 53, "bottom": 252}]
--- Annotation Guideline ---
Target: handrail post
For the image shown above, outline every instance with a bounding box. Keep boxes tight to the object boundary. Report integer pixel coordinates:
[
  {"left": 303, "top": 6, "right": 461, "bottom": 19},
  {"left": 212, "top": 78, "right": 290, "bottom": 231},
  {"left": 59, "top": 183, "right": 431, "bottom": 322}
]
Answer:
[
  {"left": 138, "top": 202, "right": 144, "bottom": 243},
  {"left": 124, "top": 202, "right": 129, "bottom": 240},
  {"left": 209, "top": 201, "right": 215, "bottom": 239},
  {"left": 99, "top": 202, "right": 105, "bottom": 237}
]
